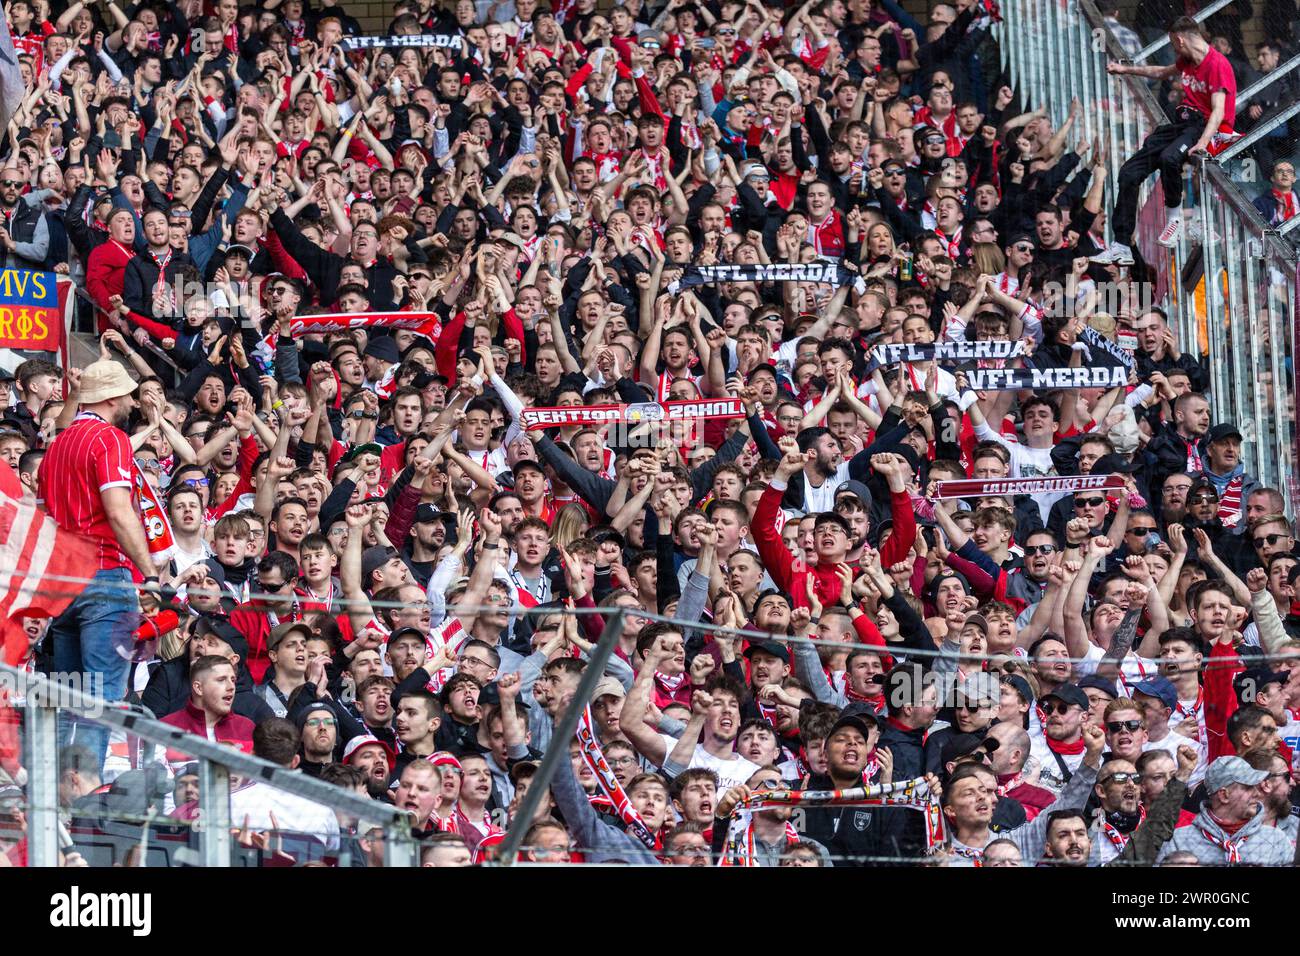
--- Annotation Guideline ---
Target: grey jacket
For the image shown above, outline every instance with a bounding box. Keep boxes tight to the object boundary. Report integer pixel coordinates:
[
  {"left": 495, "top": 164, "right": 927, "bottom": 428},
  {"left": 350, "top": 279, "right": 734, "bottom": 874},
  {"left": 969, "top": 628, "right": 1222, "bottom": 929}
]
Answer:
[
  {"left": 549, "top": 741, "right": 660, "bottom": 865},
  {"left": 1156, "top": 805, "right": 1294, "bottom": 866},
  {"left": 1012, "top": 759, "right": 1099, "bottom": 864}
]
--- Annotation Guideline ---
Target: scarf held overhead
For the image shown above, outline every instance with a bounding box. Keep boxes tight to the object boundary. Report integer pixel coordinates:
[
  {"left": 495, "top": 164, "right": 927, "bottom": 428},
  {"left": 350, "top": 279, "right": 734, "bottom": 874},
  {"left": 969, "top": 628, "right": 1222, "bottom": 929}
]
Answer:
[
  {"left": 520, "top": 398, "right": 746, "bottom": 430},
  {"left": 666, "top": 262, "right": 864, "bottom": 294},
  {"left": 725, "top": 777, "right": 947, "bottom": 858}
]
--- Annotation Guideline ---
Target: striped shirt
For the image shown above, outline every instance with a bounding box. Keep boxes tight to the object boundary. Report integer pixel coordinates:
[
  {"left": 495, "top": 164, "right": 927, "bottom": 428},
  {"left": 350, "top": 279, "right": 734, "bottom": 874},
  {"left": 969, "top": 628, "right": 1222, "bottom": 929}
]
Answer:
[{"left": 37, "top": 412, "right": 139, "bottom": 571}]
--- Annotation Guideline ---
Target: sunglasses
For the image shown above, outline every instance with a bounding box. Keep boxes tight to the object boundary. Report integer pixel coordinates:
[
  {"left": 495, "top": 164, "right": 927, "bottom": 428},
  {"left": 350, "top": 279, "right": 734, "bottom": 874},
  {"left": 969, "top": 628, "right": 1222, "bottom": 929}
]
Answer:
[
  {"left": 1127, "top": 526, "right": 1157, "bottom": 535},
  {"left": 1042, "top": 701, "right": 1077, "bottom": 716},
  {"left": 1106, "top": 719, "right": 1143, "bottom": 734},
  {"left": 1103, "top": 772, "right": 1140, "bottom": 785},
  {"left": 0, "top": 180, "right": 22, "bottom": 188},
  {"left": 1189, "top": 494, "right": 1218, "bottom": 504},
  {"left": 1023, "top": 544, "right": 1059, "bottom": 556},
  {"left": 1013, "top": 243, "right": 1034, "bottom": 253},
  {"left": 1254, "top": 532, "right": 1289, "bottom": 548},
  {"left": 884, "top": 168, "right": 906, "bottom": 176},
  {"left": 1074, "top": 496, "right": 1106, "bottom": 508},
  {"left": 182, "top": 477, "right": 210, "bottom": 488}
]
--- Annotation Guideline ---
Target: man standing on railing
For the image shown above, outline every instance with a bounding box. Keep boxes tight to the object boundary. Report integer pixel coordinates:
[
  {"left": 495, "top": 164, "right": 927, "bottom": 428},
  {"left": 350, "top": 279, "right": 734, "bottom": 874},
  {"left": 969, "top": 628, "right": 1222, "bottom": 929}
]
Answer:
[
  {"left": 1094, "top": 17, "right": 1239, "bottom": 265},
  {"left": 38, "top": 360, "right": 158, "bottom": 767}
]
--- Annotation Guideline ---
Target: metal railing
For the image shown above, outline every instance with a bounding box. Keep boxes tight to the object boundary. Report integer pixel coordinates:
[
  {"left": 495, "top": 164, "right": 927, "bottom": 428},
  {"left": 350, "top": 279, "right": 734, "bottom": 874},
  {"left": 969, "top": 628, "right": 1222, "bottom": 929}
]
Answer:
[
  {"left": 2, "top": 661, "right": 420, "bottom": 868},
  {"left": 995, "top": 0, "right": 1300, "bottom": 506}
]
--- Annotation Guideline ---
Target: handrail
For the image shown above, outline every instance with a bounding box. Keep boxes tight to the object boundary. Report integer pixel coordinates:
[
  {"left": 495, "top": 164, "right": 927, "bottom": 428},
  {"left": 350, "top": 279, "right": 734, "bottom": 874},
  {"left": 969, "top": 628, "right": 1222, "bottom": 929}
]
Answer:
[
  {"left": 1000, "top": 0, "right": 1299, "bottom": 501},
  {"left": 1130, "top": 0, "right": 1238, "bottom": 63},
  {"left": 2, "top": 661, "right": 418, "bottom": 867},
  {"left": 1217, "top": 100, "right": 1300, "bottom": 163},
  {"left": 1236, "top": 52, "right": 1300, "bottom": 107}
]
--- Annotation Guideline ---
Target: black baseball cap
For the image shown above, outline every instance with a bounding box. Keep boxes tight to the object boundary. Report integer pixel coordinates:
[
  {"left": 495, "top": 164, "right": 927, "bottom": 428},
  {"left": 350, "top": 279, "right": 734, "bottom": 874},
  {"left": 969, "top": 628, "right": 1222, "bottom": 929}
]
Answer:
[
  {"left": 744, "top": 640, "right": 791, "bottom": 664},
  {"left": 1042, "top": 682, "right": 1089, "bottom": 711}
]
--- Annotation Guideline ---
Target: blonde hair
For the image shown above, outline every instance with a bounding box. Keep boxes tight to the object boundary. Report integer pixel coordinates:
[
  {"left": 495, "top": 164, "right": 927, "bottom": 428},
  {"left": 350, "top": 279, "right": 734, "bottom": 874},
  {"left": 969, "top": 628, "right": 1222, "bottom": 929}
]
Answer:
[
  {"left": 551, "top": 502, "right": 591, "bottom": 550},
  {"left": 971, "top": 241, "right": 1006, "bottom": 276}
]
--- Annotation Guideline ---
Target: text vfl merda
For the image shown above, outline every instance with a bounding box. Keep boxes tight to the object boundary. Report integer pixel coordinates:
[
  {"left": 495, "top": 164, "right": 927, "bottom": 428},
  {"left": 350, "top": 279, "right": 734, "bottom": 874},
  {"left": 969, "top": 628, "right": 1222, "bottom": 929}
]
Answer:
[{"left": 49, "top": 887, "right": 152, "bottom": 936}]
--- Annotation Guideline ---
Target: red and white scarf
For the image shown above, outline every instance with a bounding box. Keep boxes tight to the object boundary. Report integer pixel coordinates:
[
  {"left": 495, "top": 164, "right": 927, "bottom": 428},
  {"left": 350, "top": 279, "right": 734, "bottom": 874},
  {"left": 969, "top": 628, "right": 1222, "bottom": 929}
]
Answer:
[
  {"left": 725, "top": 777, "right": 947, "bottom": 854},
  {"left": 575, "top": 705, "right": 658, "bottom": 849},
  {"left": 1199, "top": 814, "right": 1250, "bottom": 864},
  {"left": 719, "top": 812, "right": 801, "bottom": 866},
  {"left": 1100, "top": 804, "right": 1146, "bottom": 851},
  {"left": 1217, "top": 474, "right": 1244, "bottom": 527}
]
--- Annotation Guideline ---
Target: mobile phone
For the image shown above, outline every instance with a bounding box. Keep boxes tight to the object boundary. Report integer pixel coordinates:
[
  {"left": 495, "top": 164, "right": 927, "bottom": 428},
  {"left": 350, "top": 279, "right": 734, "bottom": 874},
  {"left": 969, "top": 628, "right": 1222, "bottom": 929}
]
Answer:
[{"left": 697, "top": 38, "right": 716, "bottom": 48}]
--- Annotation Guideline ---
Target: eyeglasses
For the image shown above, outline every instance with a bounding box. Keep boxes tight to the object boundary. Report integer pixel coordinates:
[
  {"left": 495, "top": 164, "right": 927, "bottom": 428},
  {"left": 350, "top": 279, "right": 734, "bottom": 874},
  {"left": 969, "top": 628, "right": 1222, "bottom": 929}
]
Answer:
[
  {"left": 1254, "top": 532, "right": 1290, "bottom": 549},
  {"left": 1041, "top": 701, "right": 1077, "bottom": 716},
  {"left": 608, "top": 755, "right": 636, "bottom": 767},
  {"left": 1023, "top": 544, "right": 1058, "bottom": 556},
  {"left": 305, "top": 717, "right": 336, "bottom": 728},
  {"left": 1074, "top": 496, "right": 1106, "bottom": 508},
  {"left": 1102, "top": 771, "right": 1140, "bottom": 785},
  {"left": 1105, "top": 719, "right": 1143, "bottom": 734}
]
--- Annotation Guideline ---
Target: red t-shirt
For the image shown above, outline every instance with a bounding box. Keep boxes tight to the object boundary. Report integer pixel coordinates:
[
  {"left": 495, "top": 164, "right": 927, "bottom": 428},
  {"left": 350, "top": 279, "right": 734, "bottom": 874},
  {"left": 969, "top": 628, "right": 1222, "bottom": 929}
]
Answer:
[
  {"left": 38, "top": 413, "right": 139, "bottom": 572},
  {"left": 1178, "top": 48, "right": 1236, "bottom": 131}
]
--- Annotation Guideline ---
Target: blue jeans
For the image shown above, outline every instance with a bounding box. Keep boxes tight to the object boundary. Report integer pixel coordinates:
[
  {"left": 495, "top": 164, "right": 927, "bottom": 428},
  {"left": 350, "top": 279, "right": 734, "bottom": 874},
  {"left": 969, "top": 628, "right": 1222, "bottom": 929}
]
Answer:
[{"left": 50, "top": 567, "right": 140, "bottom": 768}]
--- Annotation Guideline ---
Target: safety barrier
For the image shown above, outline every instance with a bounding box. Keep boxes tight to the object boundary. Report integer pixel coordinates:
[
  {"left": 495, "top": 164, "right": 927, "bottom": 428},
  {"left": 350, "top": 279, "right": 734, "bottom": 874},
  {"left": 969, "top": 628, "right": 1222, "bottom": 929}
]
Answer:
[{"left": 996, "top": 0, "right": 1300, "bottom": 506}]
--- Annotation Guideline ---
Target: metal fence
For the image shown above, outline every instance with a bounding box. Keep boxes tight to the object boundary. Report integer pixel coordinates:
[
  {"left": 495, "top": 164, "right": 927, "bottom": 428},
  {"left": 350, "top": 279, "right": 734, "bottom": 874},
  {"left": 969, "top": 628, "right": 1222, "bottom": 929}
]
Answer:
[{"left": 996, "top": 0, "right": 1300, "bottom": 507}]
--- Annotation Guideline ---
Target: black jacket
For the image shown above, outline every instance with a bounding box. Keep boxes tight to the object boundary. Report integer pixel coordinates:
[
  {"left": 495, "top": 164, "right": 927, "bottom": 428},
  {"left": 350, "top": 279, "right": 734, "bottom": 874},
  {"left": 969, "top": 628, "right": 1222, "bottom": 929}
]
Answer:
[{"left": 140, "top": 653, "right": 274, "bottom": 724}]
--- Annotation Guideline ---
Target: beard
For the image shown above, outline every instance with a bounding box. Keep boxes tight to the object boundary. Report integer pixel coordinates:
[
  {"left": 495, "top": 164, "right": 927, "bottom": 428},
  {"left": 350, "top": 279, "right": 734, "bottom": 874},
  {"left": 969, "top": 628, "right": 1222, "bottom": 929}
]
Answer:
[
  {"left": 815, "top": 454, "right": 838, "bottom": 479},
  {"left": 110, "top": 401, "right": 133, "bottom": 430}
]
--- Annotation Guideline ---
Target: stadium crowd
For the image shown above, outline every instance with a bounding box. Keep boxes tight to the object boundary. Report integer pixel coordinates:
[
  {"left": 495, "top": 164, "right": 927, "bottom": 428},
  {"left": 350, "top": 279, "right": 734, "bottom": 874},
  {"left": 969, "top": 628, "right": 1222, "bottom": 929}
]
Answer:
[{"left": 0, "top": 0, "right": 1297, "bottom": 868}]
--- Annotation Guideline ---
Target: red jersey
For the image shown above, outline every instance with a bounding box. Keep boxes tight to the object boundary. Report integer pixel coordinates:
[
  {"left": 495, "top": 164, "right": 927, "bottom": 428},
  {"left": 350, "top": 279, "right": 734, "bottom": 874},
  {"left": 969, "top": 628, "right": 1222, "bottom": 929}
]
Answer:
[
  {"left": 1177, "top": 48, "right": 1236, "bottom": 131},
  {"left": 37, "top": 412, "right": 139, "bottom": 572}
]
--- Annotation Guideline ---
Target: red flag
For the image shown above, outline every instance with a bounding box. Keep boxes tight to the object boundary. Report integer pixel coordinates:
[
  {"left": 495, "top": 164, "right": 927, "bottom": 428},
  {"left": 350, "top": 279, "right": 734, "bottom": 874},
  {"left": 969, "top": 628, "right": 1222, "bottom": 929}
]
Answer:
[{"left": 0, "top": 459, "right": 100, "bottom": 666}]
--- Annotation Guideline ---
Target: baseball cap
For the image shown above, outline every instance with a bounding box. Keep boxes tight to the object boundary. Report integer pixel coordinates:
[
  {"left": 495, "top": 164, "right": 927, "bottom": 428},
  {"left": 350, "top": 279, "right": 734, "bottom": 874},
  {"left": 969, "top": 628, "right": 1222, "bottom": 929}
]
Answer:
[
  {"left": 1042, "top": 682, "right": 1089, "bottom": 711},
  {"left": 1204, "top": 755, "right": 1269, "bottom": 794},
  {"left": 1130, "top": 675, "right": 1178, "bottom": 710},
  {"left": 361, "top": 545, "right": 400, "bottom": 583},
  {"left": 1078, "top": 674, "right": 1118, "bottom": 699},
  {"left": 414, "top": 503, "right": 441, "bottom": 524},
  {"left": 1233, "top": 667, "right": 1289, "bottom": 705},
  {"left": 342, "top": 734, "right": 396, "bottom": 770},
  {"left": 743, "top": 640, "right": 791, "bottom": 665},
  {"left": 828, "top": 712, "right": 877, "bottom": 742},
  {"left": 1092, "top": 453, "right": 1140, "bottom": 475},
  {"left": 511, "top": 459, "right": 546, "bottom": 478},
  {"left": 267, "top": 620, "right": 313, "bottom": 651},
  {"left": 343, "top": 442, "right": 384, "bottom": 462},
  {"left": 955, "top": 671, "right": 999, "bottom": 707},
  {"left": 834, "top": 479, "right": 873, "bottom": 511},
  {"left": 592, "top": 676, "right": 626, "bottom": 701},
  {"left": 1206, "top": 423, "right": 1244, "bottom": 444},
  {"left": 1001, "top": 673, "right": 1033, "bottom": 704},
  {"left": 939, "top": 732, "right": 1000, "bottom": 767}
]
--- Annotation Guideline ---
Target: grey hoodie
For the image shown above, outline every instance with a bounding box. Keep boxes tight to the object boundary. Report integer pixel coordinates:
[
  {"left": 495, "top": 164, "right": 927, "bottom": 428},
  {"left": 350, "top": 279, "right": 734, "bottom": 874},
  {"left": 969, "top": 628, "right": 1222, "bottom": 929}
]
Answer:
[
  {"left": 1155, "top": 805, "right": 1294, "bottom": 866},
  {"left": 549, "top": 742, "right": 661, "bottom": 865}
]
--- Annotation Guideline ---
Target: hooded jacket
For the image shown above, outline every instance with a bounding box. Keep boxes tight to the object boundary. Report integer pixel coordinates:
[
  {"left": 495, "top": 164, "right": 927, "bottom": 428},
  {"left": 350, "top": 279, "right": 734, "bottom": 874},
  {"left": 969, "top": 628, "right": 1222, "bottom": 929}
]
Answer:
[{"left": 1155, "top": 804, "right": 1294, "bottom": 866}]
